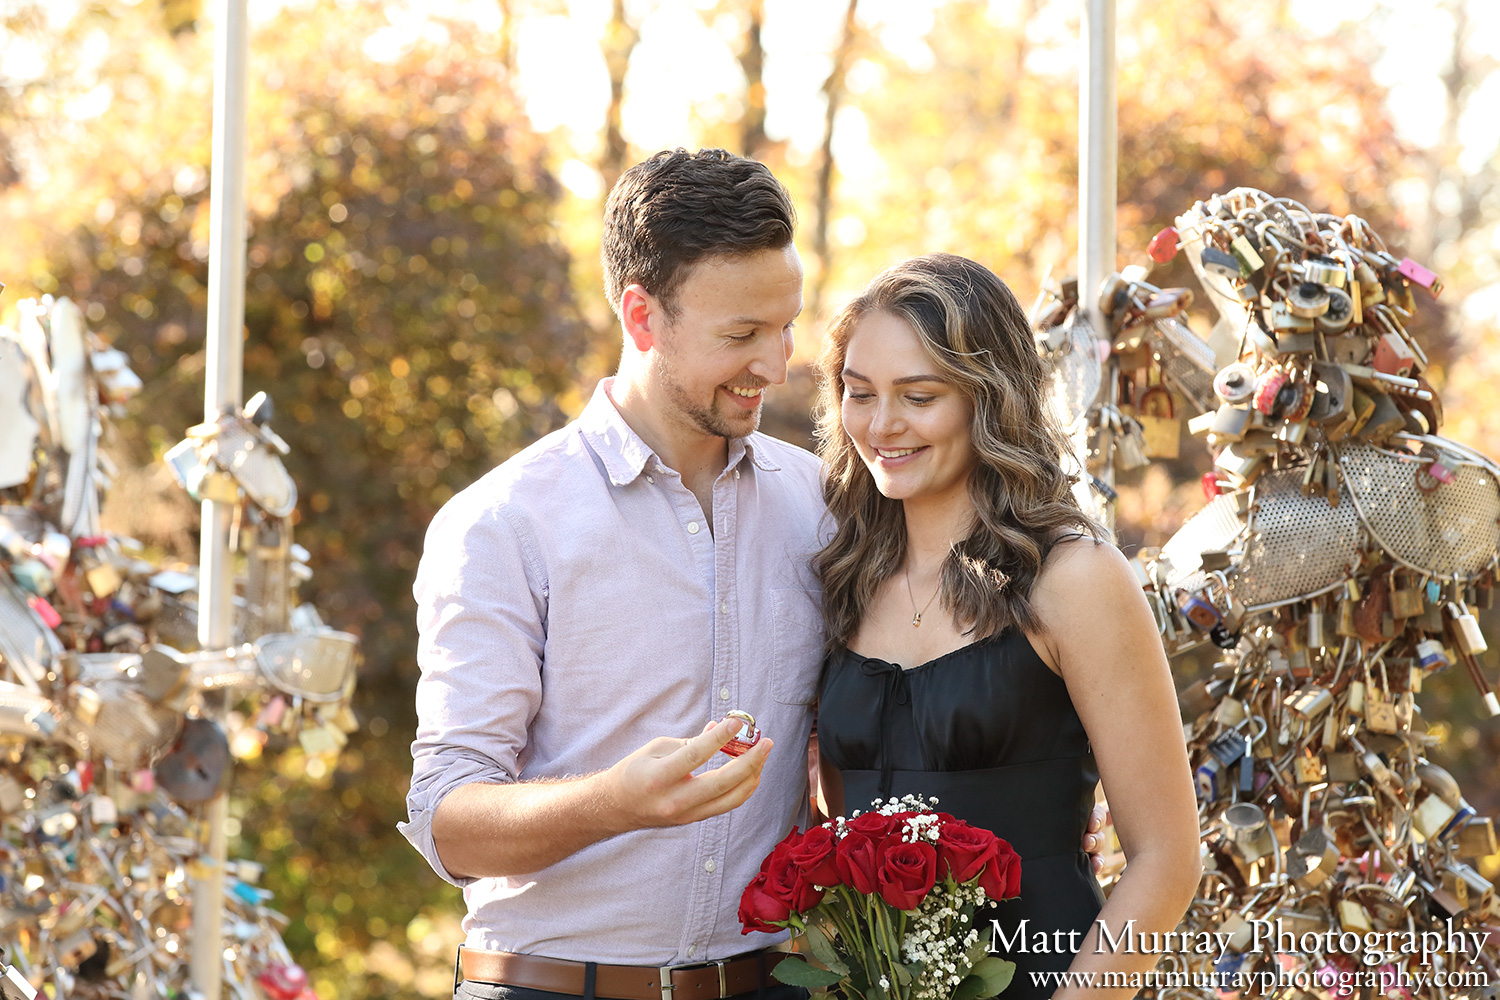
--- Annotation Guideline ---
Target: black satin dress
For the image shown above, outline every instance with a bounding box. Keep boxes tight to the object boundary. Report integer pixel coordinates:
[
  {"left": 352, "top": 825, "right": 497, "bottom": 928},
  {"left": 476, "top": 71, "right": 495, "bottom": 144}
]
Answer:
[{"left": 817, "top": 629, "right": 1104, "bottom": 1000}]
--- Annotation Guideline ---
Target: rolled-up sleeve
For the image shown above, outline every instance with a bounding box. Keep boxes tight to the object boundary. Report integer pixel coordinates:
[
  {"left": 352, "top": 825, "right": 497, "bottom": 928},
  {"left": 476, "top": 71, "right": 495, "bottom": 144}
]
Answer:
[{"left": 398, "top": 490, "right": 547, "bottom": 887}]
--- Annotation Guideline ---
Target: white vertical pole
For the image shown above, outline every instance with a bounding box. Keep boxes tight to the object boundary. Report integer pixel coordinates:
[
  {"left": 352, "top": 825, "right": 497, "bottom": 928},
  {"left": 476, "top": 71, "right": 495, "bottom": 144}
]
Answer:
[
  {"left": 1079, "top": 0, "right": 1116, "bottom": 336},
  {"left": 192, "top": 0, "right": 248, "bottom": 994},
  {"left": 1080, "top": 0, "right": 1117, "bottom": 531}
]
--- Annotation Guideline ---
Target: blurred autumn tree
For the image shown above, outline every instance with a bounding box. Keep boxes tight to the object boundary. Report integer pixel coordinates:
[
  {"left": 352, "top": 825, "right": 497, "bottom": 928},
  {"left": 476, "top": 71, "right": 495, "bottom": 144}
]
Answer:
[{"left": 2, "top": 1, "right": 594, "bottom": 994}]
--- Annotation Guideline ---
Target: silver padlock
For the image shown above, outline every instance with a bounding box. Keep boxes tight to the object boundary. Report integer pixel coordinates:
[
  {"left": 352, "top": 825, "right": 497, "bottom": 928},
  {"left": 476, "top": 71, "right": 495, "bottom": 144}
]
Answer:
[
  {"left": 1224, "top": 801, "right": 1276, "bottom": 861},
  {"left": 1447, "top": 599, "right": 1487, "bottom": 654}
]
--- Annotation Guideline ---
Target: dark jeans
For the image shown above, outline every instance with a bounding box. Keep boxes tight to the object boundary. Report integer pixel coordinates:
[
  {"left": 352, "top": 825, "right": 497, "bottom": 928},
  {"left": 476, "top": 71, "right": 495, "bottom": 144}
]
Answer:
[{"left": 455, "top": 983, "right": 810, "bottom": 1000}]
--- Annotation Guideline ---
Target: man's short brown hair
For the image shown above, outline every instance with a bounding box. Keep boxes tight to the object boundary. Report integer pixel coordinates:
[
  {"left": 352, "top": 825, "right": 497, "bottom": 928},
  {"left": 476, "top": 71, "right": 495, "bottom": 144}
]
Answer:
[{"left": 601, "top": 148, "right": 796, "bottom": 320}]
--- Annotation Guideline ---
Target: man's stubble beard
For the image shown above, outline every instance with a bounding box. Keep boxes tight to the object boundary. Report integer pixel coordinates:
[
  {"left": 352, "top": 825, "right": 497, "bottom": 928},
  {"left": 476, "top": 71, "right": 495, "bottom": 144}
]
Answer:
[{"left": 651, "top": 345, "right": 761, "bottom": 441}]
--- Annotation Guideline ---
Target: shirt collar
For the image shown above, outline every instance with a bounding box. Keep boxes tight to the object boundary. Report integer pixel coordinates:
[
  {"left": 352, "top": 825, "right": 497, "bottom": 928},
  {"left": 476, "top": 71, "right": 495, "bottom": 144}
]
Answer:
[{"left": 578, "top": 378, "right": 780, "bottom": 486}]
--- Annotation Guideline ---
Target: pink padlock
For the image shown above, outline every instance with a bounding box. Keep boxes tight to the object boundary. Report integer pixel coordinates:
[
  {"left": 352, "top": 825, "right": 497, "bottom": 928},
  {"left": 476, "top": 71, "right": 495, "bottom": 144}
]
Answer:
[{"left": 27, "top": 595, "right": 61, "bottom": 629}]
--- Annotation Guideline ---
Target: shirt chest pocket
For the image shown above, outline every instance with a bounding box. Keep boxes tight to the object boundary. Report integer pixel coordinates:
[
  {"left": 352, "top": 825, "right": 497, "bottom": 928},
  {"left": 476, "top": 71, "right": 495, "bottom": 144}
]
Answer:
[{"left": 771, "top": 588, "right": 825, "bottom": 706}]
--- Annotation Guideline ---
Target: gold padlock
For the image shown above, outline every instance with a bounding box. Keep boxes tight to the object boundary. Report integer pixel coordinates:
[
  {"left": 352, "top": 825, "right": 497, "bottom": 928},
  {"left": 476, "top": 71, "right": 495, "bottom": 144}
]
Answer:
[
  {"left": 1390, "top": 570, "right": 1423, "bottom": 619},
  {"left": 1136, "top": 385, "right": 1180, "bottom": 459},
  {"left": 1456, "top": 817, "right": 1497, "bottom": 859}
]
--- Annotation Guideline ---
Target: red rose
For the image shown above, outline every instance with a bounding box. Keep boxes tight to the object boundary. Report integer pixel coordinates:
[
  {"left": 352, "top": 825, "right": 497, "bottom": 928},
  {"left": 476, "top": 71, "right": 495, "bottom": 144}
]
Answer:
[
  {"left": 835, "top": 830, "right": 882, "bottom": 894},
  {"left": 787, "top": 824, "right": 842, "bottom": 888},
  {"left": 739, "top": 872, "right": 792, "bottom": 934},
  {"left": 765, "top": 847, "right": 825, "bottom": 913},
  {"left": 760, "top": 827, "right": 801, "bottom": 874},
  {"left": 935, "top": 821, "right": 998, "bottom": 883},
  {"left": 846, "top": 811, "right": 900, "bottom": 840},
  {"left": 876, "top": 839, "right": 938, "bottom": 911},
  {"left": 976, "top": 838, "right": 1022, "bottom": 901}
]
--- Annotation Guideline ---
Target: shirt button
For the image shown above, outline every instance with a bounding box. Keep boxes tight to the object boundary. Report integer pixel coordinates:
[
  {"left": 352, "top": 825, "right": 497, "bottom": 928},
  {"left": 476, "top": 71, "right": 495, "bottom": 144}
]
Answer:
[
  {"left": 646, "top": 475, "right": 654, "bottom": 484},
  {"left": 720, "top": 600, "right": 729, "bottom": 615},
  {"left": 687, "top": 946, "right": 695, "bottom": 959},
  {"left": 719, "top": 686, "right": 730, "bottom": 701},
  {"left": 687, "top": 521, "right": 700, "bottom": 534},
  {"left": 705, "top": 858, "right": 717, "bottom": 873}
]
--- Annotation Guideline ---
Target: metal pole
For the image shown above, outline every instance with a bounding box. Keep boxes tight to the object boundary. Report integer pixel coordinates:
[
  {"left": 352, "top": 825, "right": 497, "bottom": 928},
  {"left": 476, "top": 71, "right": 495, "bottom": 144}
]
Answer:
[
  {"left": 192, "top": 0, "right": 248, "bottom": 994},
  {"left": 1079, "top": 0, "right": 1117, "bottom": 531}
]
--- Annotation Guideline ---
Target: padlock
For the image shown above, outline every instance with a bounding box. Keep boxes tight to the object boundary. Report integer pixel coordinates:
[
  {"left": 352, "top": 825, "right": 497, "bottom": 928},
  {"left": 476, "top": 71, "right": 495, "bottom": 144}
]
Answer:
[
  {"left": 1142, "top": 287, "right": 1193, "bottom": 320},
  {"left": 1201, "top": 245, "right": 1241, "bottom": 279},
  {"left": 1214, "top": 363, "right": 1257, "bottom": 405},
  {"left": 1287, "top": 827, "right": 1340, "bottom": 889},
  {"left": 1315, "top": 286, "right": 1355, "bottom": 333},
  {"left": 1391, "top": 570, "right": 1424, "bottom": 620},
  {"left": 1230, "top": 235, "right": 1265, "bottom": 275},
  {"left": 1448, "top": 600, "right": 1488, "bottom": 654},
  {"left": 1425, "top": 448, "right": 1464, "bottom": 487},
  {"left": 1272, "top": 301, "right": 1316, "bottom": 332},
  {"left": 1294, "top": 755, "right": 1324, "bottom": 784},
  {"left": 1210, "top": 404, "right": 1251, "bottom": 441},
  {"left": 1305, "top": 599, "right": 1326, "bottom": 649},
  {"left": 1355, "top": 260, "right": 1385, "bottom": 304},
  {"left": 1457, "top": 817, "right": 1497, "bottom": 859},
  {"left": 1208, "top": 728, "right": 1250, "bottom": 766},
  {"left": 1215, "top": 697, "right": 1248, "bottom": 727},
  {"left": 1113, "top": 416, "right": 1150, "bottom": 471},
  {"left": 1224, "top": 801, "right": 1277, "bottom": 861},
  {"left": 1148, "top": 227, "right": 1179, "bottom": 262},
  {"left": 1286, "top": 685, "right": 1333, "bottom": 720},
  {"left": 1373, "top": 332, "right": 1417, "bottom": 378},
  {"left": 1337, "top": 900, "right": 1374, "bottom": 933},
  {"left": 1365, "top": 690, "right": 1398, "bottom": 735},
  {"left": 1326, "top": 751, "right": 1358, "bottom": 783},
  {"left": 1136, "top": 385, "right": 1180, "bottom": 459},
  {"left": 1196, "top": 757, "right": 1226, "bottom": 801},
  {"left": 1287, "top": 281, "right": 1331, "bottom": 318},
  {"left": 1396, "top": 257, "right": 1443, "bottom": 297},
  {"left": 1178, "top": 589, "right": 1221, "bottom": 630},
  {"left": 1356, "top": 390, "right": 1405, "bottom": 444},
  {"left": 1413, "top": 792, "right": 1459, "bottom": 841}
]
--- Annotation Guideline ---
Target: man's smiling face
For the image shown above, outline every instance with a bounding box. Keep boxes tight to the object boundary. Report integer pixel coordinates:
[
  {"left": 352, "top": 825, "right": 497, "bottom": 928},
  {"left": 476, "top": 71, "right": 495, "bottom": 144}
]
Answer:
[{"left": 648, "top": 244, "right": 804, "bottom": 440}]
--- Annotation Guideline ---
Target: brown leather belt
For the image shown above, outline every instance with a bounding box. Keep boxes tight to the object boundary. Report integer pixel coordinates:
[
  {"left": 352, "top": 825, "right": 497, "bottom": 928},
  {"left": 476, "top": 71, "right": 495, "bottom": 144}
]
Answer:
[{"left": 457, "top": 947, "right": 791, "bottom": 1000}]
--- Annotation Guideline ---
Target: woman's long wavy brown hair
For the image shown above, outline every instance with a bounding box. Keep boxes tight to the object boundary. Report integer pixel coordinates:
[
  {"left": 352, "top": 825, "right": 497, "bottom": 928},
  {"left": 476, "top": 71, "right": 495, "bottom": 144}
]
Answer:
[{"left": 814, "top": 253, "right": 1106, "bottom": 650}]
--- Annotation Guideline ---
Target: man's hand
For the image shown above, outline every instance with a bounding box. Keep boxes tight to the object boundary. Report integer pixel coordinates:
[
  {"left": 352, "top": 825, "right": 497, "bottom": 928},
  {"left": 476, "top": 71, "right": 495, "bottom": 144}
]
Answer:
[
  {"left": 604, "top": 716, "right": 774, "bottom": 828},
  {"left": 1084, "top": 804, "right": 1111, "bottom": 874}
]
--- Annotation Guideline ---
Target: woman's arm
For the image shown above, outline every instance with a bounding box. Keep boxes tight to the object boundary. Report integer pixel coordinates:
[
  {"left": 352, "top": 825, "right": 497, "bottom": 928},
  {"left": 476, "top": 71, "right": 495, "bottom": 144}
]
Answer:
[{"left": 1029, "top": 537, "right": 1203, "bottom": 1000}]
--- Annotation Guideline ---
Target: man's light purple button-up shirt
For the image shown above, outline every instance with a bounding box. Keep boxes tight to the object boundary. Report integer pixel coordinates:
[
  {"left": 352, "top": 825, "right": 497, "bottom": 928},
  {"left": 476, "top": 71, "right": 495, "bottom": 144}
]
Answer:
[{"left": 399, "top": 378, "right": 829, "bottom": 965}]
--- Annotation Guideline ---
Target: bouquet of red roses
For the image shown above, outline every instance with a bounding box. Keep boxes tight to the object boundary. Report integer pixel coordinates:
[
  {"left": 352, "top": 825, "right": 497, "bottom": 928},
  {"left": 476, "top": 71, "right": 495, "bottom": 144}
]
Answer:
[{"left": 738, "top": 795, "right": 1021, "bottom": 1000}]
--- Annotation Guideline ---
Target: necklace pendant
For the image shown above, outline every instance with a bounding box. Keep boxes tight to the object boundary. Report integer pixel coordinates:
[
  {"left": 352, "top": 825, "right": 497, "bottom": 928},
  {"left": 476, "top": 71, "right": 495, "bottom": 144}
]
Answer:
[{"left": 911, "top": 612, "right": 922, "bottom": 628}]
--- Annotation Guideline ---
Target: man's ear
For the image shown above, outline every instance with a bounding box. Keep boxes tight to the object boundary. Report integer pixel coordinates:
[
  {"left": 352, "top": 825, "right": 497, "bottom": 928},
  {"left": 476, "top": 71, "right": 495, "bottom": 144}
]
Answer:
[{"left": 620, "top": 285, "right": 658, "bottom": 354}]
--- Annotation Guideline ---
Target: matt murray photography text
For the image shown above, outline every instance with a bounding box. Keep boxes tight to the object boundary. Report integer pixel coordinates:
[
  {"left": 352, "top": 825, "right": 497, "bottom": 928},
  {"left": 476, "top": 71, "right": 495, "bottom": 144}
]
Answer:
[{"left": 992, "top": 918, "right": 1492, "bottom": 968}]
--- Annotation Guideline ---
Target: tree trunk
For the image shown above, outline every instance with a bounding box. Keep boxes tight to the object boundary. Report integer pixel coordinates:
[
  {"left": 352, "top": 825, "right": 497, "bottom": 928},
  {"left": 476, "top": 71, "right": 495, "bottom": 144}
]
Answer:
[
  {"left": 739, "top": 0, "right": 767, "bottom": 158},
  {"left": 600, "top": 0, "right": 640, "bottom": 195},
  {"left": 809, "top": 0, "right": 859, "bottom": 321},
  {"left": 497, "top": 0, "right": 517, "bottom": 74}
]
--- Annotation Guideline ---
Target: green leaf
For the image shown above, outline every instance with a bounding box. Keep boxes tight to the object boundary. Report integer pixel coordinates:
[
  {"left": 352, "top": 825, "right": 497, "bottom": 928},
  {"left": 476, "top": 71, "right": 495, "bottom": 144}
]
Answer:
[
  {"left": 891, "top": 962, "right": 912, "bottom": 986},
  {"left": 953, "top": 974, "right": 987, "bottom": 1000},
  {"left": 965, "top": 926, "right": 993, "bottom": 968},
  {"left": 803, "top": 923, "right": 849, "bottom": 976},
  {"left": 967, "top": 957, "right": 1016, "bottom": 998},
  {"left": 771, "top": 957, "right": 845, "bottom": 989}
]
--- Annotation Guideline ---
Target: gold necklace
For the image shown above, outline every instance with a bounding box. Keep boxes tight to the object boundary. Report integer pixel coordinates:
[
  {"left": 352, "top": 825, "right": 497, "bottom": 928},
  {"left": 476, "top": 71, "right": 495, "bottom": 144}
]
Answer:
[{"left": 904, "top": 565, "right": 941, "bottom": 628}]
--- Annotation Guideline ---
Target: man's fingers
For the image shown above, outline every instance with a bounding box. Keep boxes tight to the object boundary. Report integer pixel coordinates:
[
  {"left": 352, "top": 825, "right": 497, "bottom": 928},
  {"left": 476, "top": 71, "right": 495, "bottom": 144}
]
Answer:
[
  {"left": 676, "top": 741, "right": 774, "bottom": 823},
  {"left": 659, "top": 717, "right": 747, "bottom": 777}
]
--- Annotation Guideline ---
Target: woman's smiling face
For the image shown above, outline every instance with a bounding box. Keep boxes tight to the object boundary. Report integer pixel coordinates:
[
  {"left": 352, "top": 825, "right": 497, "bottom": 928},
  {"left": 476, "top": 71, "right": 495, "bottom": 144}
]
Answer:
[{"left": 840, "top": 309, "right": 976, "bottom": 504}]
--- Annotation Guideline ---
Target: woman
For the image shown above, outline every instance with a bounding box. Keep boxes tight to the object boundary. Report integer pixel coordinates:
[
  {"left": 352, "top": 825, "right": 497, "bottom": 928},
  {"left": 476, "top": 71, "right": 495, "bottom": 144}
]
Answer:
[{"left": 813, "top": 254, "right": 1200, "bottom": 1000}]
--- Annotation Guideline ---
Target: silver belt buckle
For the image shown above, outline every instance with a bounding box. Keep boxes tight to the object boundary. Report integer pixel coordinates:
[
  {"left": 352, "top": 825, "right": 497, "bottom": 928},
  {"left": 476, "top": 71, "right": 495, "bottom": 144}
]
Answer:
[{"left": 659, "top": 958, "right": 730, "bottom": 1000}]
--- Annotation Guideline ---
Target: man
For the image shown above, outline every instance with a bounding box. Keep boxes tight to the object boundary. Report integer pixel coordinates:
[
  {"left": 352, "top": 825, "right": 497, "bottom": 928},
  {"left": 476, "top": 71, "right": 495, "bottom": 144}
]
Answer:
[
  {"left": 400, "top": 148, "right": 1105, "bottom": 1000},
  {"left": 401, "top": 148, "right": 825, "bottom": 1000}
]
